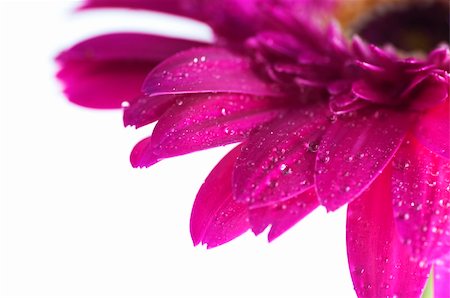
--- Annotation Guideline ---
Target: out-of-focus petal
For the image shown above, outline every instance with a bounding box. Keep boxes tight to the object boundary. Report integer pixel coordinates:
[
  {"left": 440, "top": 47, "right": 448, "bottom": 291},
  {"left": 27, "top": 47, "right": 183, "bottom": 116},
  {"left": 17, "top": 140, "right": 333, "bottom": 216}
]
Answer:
[
  {"left": 316, "top": 108, "right": 415, "bottom": 211},
  {"left": 123, "top": 95, "right": 176, "bottom": 128},
  {"left": 414, "top": 100, "right": 449, "bottom": 159},
  {"left": 346, "top": 167, "right": 431, "bottom": 298},
  {"left": 56, "top": 33, "right": 205, "bottom": 109},
  {"left": 130, "top": 137, "right": 159, "bottom": 168},
  {"left": 392, "top": 137, "right": 450, "bottom": 262},
  {"left": 435, "top": 254, "right": 450, "bottom": 298},
  {"left": 142, "top": 47, "right": 282, "bottom": 97},
  {"left": 249, "top": 187, "right": 319, "bottom": 241},
  {"left": 407, "top": 75, "right": 448, "bottom": 110},
  {"left": 190, "top": 145, "right": 249, "bottom": 248},
  {"left": 79, "top": 0, "right": 200, "bottom": 19},
  {"left": 233, "top": 103, "right": 329, "bottom": 207},
  {"left": 150, "top": 93, "right": 289, "bottom": 158},
  {"left": 56, "top": 60, "right": 152, "bottom": 109}
]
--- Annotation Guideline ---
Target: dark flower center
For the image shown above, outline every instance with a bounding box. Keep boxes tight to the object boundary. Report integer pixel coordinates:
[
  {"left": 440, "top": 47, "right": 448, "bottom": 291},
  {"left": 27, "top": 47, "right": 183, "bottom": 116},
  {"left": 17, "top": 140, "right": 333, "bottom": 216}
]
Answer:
[{"left": 355, "top": 0, "right": 449, "bottom": 53}]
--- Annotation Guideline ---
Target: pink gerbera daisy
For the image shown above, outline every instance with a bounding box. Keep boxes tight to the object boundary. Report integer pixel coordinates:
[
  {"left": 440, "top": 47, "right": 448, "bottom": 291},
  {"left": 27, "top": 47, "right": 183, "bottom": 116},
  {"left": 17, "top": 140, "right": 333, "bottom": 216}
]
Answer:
[{"left": 56, "top": 0, "right": 450, "bottom": 297}]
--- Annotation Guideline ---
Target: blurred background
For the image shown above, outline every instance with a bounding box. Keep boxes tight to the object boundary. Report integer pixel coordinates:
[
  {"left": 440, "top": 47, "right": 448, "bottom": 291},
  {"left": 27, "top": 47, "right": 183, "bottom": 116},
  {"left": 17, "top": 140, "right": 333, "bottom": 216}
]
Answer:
[{"left": 0, "top": 1, "right": 355, "bottom": 297}]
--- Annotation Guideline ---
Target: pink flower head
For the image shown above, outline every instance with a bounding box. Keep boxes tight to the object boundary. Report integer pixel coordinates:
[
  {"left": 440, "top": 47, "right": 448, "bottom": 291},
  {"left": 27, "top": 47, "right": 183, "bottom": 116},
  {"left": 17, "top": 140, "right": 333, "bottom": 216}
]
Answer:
[{"left": 56, "top": 1, "right": 450, "bottom": 297}]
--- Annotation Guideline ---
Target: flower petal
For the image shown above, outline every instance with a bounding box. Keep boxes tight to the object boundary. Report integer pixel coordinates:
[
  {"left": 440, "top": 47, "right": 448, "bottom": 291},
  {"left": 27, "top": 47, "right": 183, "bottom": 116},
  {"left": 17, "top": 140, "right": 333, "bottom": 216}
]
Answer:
[
  {"left": 346, "top": 167, "right": 431, "bottom": 298},
  {"left": 190, "top": 145, "right": 249, "bottom": 248},
  {"left": 56, "top": 33, "right": 204, "bottom": 108},
  {"left": 130, "top": 137, "right": 159, "bottom": 168},
  {"left": 150, "top": 93, "right": 289, "bottom": 159},
  {"left": 316, "top": 108, "right": 414, "bottom": 211},
  {"left": 434, "top": 254, "right": 450, "bottom": 298},
  {"left": 392, "top": 137, "right": 450, "bottom": 262},
  {"left": 142, "top": 47, "right": 282, "bottom": 97},
  {"left": 414, "top": 100, "right": 449, "bottom": 159},
  {"left": 249, "top": 187, "right": 319, "bottom": 242},
  {"left": 408, "top": 74, "right": 448, "bottom": 110},
  {"left": 123, "top": 94, "right": 176, "bottom": 128},
  {"left": 233, "top": 104, "right": 330, "bottom": 207}
]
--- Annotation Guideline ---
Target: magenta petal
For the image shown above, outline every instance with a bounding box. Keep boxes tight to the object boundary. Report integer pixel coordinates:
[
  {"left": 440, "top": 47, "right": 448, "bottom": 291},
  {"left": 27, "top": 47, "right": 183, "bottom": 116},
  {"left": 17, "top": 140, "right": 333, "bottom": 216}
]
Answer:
[
  {"left": 142, "top": 47, "right": 282, "bottom": 97},
  {"left": 392, "top": 137, "right": 450, "bottom": 262},
  {"left": 249, "top": 187, "right": 319, "bottom": 242},
  {"left": 151, "top": 93, "right": 288, "bottom": 158},
  {"left": 130, "top": 137, "right": 160, "bottom": 168},
  {"left": 316, "top": 108, "right": 414, "bottom": 211},
  {"left": 190, "top": 145, "right": 249, "bottom": 248},
  {"left": 79, "top": 0, "right": 199, "bottom": 19},
  {"left": 56, "top": 33, "right": 204, "bottom": 109},
  {"left": 123, "top": 95, "right": 176, "bottom": 128},
  {"left": 233, "top": 104, "right": 329, "bottom": 207},
  {"left": 414, "top": 100, "right": 450, "bottom": 159},
  {"left": 346, "top": 168, "right": 431, "bottom": 298},
  {"left": 408, "top": 75, "right": 449, "bottom": 110},
  {"left": 435, "top": 254, "right": 450, "bottom": 298}
]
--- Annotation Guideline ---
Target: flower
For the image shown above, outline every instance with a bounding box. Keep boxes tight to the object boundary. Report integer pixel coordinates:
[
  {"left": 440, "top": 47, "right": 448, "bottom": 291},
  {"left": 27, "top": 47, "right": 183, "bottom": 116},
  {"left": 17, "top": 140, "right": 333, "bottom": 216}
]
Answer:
[{"left": 56, "top": 0, "right": 450, "bottom": 297}]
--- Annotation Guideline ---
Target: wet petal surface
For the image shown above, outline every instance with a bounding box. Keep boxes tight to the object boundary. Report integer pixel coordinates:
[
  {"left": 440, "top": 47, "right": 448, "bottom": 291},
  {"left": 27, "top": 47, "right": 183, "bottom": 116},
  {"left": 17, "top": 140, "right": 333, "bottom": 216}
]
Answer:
[
  {"left": 142, "top": 47, "right": 282, "bottom": 97},
  {"left": 316, "top": 108, "right": 414, "bottom": 211},
  {"left": 123, "top": 95, "right": 177, "bottom": 128},
  {"left": 249, "top": 187, "right": 319, "bottom": 241},
  {"left": 347, "top": 168, "right": 430, "bottom": 298},
  {"left": 190, "top": 145, "right": 249, "bottom": 248},
  {"left": 233, "top": 103, "right": 329, "bottom": 207},
  {"left": 434, "top": 253, "right": 450, "bottom": 298},
  {"left": 150, "top": 93, "right": 288, "bottom": 159},
  {"left": 414, "top": 100, "right": 449, "bottom": 159},
  {"left": 392, "top": 137, "right": 450, "bottom": 262}
]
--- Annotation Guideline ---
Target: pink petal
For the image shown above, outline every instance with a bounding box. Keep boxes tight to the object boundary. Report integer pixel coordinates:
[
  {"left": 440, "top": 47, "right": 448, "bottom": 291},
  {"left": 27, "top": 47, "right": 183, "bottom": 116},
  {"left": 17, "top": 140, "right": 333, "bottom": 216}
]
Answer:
[
  {"left": 434, "top": 254, "right": 450, "bottom": 298},
  {"left": 316, "top": 108, "right": 415, "bottom": 211},
  {"left": 233, "top": 104, "right": 330, "bottom": 208},
  {"left": 346, "top": 167, "right": 431, "bottom": 298},
  {"left": 123, "top": 95, "right": 176, "bottom": 128},
  {"left": 408, "top": 74, "right": 449, "bottom": 110},
  {"left": 249, "top": 187, "right": 319, "bottom": 242},
  {"left": 142, "top": 47, "right": 282, "bottom": 97},
  {"left": 130, "top": 137, "right": 159, "bottom": 168},
  {"left": 414, "top": 100, "right": 450, "bottom": 159},
  {"left": 57, "top": 59, "right": 152, "bottom": 109},
  {"left": 392, "top": 137, "right": 450, "bottom": 262},
  {"left": 79, "top": 0, "right": 199, "bottom": 19},
  {"left": 56, "top": 33, "right": 204, "bottom": 109},
  {"left": 190, "top": 145, "right": 249, "bottom": 248},
  {"left": 150, "top": 93, "right": 289, "bottom": 159}
]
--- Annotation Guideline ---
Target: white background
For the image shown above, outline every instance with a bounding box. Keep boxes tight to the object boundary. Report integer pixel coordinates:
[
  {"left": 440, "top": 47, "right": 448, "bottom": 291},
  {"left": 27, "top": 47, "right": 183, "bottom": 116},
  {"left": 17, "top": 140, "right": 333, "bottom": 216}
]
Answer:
[{"left": 0, "top": 1, "right": 355, "bottom": 297}]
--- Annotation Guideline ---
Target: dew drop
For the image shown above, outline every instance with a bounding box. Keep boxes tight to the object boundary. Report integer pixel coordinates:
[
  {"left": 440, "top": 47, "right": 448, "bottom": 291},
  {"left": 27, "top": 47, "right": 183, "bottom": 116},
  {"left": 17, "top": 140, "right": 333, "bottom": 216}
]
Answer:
[
  {"left": 121, "top": 101, "right": 130, "bottom": 108},
  {"left": 200, "top": 56, "right": 206, "bottom": 62},
  {"left": 193, "top": 57, "right": 199, "bottom": 63}
]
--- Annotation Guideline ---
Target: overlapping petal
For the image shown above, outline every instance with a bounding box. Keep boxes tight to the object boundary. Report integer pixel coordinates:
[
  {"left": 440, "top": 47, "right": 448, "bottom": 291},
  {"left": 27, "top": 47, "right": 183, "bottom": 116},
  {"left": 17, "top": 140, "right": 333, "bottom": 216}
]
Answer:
[
  {"left": 123, "top": 95, "right": 177, "bottom": 128},
  {"left": 142, "top": 47, "right": 283, "bottom": 97},
  {"left": 346, "top": 167, "right": 431, "bottom": 298},
  {"left": 233, "top": 103, "right": 329, "bottom": 207},
  {"left": 190, "top": 145, "right": 249, "bottom": 248},
  {"left": 150, "top": 93, "right": 289, "bottom": 159},
  {"left": 56, "top": 33, "right": 204, "bottom": 108},
  {"left": 392, "top": 137, "right": 450, "bottom": 262},
  {"left": 315, "top": 108, "right": 415, "bottom": 211},
  {"left": 414, "top": 100, "right": 450, "bottom": 159},
  {"left": 248, "top": 187, "right": 319, "bottom": 241}
]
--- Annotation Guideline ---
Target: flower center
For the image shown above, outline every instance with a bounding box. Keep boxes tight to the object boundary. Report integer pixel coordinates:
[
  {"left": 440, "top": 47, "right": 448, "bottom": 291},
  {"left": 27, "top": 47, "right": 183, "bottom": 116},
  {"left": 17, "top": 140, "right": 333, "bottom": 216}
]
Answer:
[{"left": 354, "top": 0, "right": 449, "bottom": 53}]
